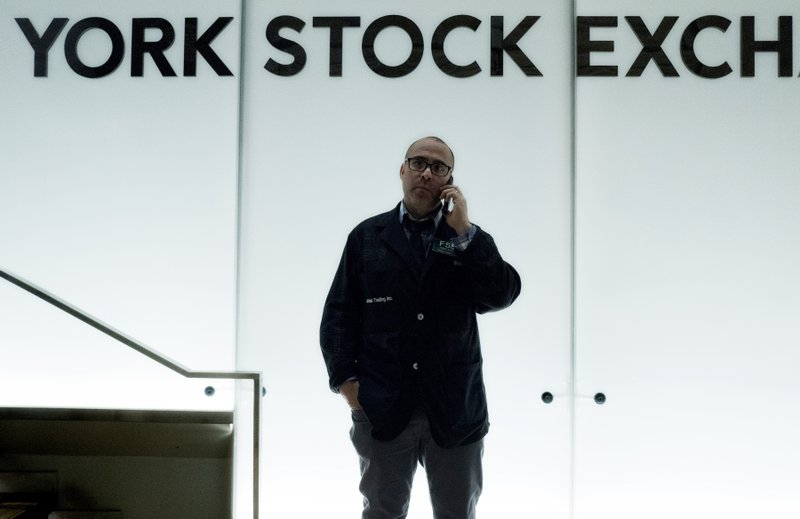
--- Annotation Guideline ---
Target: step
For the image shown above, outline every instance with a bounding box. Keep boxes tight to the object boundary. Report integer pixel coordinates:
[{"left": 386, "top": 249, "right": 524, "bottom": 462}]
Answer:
[
  {"left": 0, "top": 472, "right": 57, "bottom": 495},
  {"left": 0, "top": 408, "right": 233, "bottom": 458},
  {"left": 49, "top": 511, "right": 122, "bottom": 518},
  {"left": 0, "top": 471, "right": 57, "bottom": 519}
]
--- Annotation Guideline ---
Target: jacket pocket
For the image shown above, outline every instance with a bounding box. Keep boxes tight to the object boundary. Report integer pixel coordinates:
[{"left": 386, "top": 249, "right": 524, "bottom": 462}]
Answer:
[{"left": 445, "top": 360, "right": 487, "bottom": 430}]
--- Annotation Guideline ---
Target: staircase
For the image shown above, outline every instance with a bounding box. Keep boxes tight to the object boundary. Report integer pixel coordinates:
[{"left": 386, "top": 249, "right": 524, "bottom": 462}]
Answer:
[
  {"left": 0, "top": 471, "right": 56, "bottom": 518},
  {"left": 0, "top": 408, "right": 233, "bottom": 519},
  {"left": 0, "top": 469, "right": 119, "bottom": 517},
  {"left": 0, "top": 471, "right": 120, "bottom": 518},
  {"left": 0, "top": 268, "right": 260, "bottom": 519}
]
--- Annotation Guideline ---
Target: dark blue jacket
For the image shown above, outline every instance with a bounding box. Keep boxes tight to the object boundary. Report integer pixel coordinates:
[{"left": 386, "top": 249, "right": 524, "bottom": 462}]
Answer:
[{"left": 320, "top": 204, "right": 521, "bottom": 448}]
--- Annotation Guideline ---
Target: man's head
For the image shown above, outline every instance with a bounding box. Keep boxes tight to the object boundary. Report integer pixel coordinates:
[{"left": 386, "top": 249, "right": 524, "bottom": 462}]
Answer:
[{"left": 400, "top": 136, "right": 455, "bottom": 219}]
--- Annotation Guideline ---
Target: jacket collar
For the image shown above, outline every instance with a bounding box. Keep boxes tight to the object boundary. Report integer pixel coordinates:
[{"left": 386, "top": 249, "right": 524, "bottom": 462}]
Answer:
[
  {"left": 398, "top": 200, "right": 443, "bottom": 229},
  {"left": 378, "top": 203, "right": 457, "bottom": 277}
]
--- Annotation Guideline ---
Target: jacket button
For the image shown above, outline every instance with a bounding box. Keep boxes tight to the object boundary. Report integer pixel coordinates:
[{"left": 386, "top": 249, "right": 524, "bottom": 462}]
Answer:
[
  {"left": 412, "top": 362, "right": 419, "bottom": 370},
  {"left": 417, "top": 313, "right": 424, "bottom": 320}
]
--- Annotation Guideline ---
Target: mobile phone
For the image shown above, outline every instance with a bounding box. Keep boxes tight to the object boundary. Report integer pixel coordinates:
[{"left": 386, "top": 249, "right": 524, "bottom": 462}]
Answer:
[{"left": 442, "top": 176, "right": 454, "bottom": 214}]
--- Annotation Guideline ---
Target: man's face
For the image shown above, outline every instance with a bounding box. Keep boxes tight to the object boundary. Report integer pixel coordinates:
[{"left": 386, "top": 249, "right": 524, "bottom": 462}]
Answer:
[{"left": 400, "top": 138, "right": 454, "bottom": 218}]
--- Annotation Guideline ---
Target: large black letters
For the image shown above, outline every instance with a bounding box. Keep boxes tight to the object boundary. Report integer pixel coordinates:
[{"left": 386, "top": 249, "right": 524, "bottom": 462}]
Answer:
[
  {"left": 265, "top": 16, "right": 306, "bottom": 76},
  {"left": 15, "top": 18, "right": 68, "bottom": 77},
  {"left": 64, "top": 18, "right": 125, "bottom": 78},
  {"left": 264, "top": 14, "right": 540, "bottom": 77},
  {"left": 17, "top": 16, "right": 233, "bottom": 78},
  {"left": 625, "top": 16, "right": 679, "bottom": 77},
  {"left": 313, "top": 17, "right": 360, "bottom": 77},
  {"left": 577, "top": 16, "right": 618, "bottom": 77},
  {"left": 362, "top": 16, "right": 424, "bottom": 78},
  {"left": 184, "top": 17, "right": 234, "bottom": 76},
  {"left": 680, "top": 16, "right": 732, "bottom": 79},
  {"left": 132, "top": 18, "right": 177, "bottom": 77},
  {"left": 17, "top": 14, "right": 800, "bottom": 80},
  {"left": 432, "top": 15, "right": 481, "bottom": 78},
  {"left": 490, "top": 16, "right": 541, "bottom": 76},
  {"left": 741, "top": 16, "right": 792, "bottom": 77}
]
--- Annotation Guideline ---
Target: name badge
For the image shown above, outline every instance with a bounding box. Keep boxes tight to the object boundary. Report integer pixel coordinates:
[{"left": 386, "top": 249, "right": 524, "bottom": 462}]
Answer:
[{"left": 431, "top": 239, "right": 456, "bottom": 257}]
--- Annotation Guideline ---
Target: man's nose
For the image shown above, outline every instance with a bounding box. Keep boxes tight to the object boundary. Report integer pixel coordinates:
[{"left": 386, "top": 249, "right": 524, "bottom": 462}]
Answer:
[{"left": 420, "top": 165, "right": 433, "bottom": 179}]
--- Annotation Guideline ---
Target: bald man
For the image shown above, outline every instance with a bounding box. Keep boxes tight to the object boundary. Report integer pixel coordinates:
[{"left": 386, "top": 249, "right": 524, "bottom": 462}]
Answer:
[{"left": 321, "top": 136, "right": 521, "bottom": 519}]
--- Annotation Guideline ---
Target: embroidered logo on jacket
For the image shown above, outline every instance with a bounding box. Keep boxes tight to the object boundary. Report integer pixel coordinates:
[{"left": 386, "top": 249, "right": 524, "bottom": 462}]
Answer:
[
  {"left": 431, "top": 239, "right": 456, "bottom": 257},
  {"left": 366, "top": 296, "right": 393, "bottom": 304}
]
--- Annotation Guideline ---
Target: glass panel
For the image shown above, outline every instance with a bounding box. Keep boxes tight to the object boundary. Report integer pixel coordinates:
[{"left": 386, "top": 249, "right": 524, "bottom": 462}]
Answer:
[
  {"left": 575, "top": 1, "right": 800, "bottom": 517},
  {"left": 0, "top": 0, "right": 240, "bottom": 408},
  {"left": 0, "top": 277, "right": 234, "bottom": 411},
  {"left": 238, "top": 0, "right": 573, "bottom": 517},
  {"left": 233, "top": 378, "right": 257, "bottom": 519}
]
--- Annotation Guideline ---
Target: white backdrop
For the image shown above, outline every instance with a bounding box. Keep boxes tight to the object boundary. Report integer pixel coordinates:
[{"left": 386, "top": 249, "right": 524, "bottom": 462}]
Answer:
[
  {"left": 575, "top": 1, "right": 800, "bottom": 518},
  {"left": 3, "top": 0, "right": 800, "bottom": 518},
  {"left": 0, "top": 1, "right": 240, "bottom": 409},
  {"left": 237, "top": 1, "right": 573, "bottom": 517}
]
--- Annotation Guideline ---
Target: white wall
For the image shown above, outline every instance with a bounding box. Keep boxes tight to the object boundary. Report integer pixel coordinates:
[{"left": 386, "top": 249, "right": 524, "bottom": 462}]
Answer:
[
  {"left": 3, "top": 1, "right": 800, "bottom": 518},
  {"left": 0, "top": 0, "right": 239, "bottom": 411},
  {"left": 575, "top": 1, "right": 800, "bottom": 517},
  {"left": 237, "top": 1, "right": 573, "bottom": 517}
]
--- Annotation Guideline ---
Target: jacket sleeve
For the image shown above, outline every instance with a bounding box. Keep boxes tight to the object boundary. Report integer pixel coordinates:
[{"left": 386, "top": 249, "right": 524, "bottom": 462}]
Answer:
[
  {"left": 320, "top": 232, "right": 363, "bottom": 392},
  {"left": 461, "top": 227, "right": 521, "bottom": 314}
]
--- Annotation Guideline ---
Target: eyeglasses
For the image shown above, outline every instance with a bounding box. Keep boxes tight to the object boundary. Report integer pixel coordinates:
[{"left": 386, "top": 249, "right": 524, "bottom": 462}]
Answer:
[{"left": 406, "top": 157, "right": 452, "bottom": 177}]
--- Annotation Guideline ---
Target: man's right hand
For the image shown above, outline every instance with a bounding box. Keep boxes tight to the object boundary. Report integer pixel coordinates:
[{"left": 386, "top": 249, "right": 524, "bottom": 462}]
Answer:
[{"left": 339, "top": 380, "right": 362, "bottom": 410}]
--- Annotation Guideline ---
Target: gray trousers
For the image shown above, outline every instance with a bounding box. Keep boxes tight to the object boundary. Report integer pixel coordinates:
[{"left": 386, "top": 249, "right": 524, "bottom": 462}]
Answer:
[{"left": 350, "top": 409, "right": 483, "bottom": 519}]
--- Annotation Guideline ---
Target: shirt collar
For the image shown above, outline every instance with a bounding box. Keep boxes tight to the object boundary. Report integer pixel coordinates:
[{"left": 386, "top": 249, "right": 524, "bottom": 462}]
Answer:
[{"left": 399, "top": 201, "right": 442, "bottom": 228}]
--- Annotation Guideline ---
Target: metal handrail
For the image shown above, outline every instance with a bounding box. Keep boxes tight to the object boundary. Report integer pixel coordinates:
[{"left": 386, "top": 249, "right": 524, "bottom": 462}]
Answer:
[{"left": 0, "top": 268, "right": 261, "bottom": 519}]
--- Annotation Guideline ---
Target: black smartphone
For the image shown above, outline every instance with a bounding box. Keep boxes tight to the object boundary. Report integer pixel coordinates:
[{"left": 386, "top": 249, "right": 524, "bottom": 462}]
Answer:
[{"left": 442, "top": 176, "right": 454, "bottom": 214}]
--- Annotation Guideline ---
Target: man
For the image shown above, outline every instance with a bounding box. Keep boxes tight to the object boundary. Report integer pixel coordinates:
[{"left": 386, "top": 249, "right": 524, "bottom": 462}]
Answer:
[{"left": 320, "top": 136, "right": 521, "bottom": 519}]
